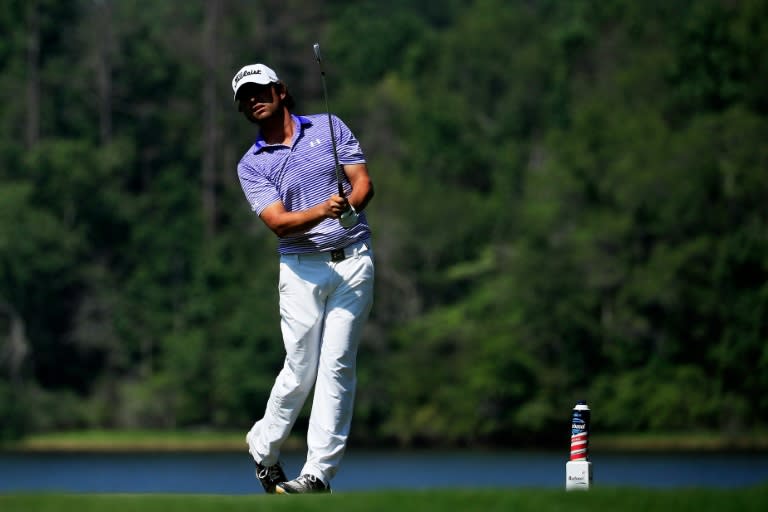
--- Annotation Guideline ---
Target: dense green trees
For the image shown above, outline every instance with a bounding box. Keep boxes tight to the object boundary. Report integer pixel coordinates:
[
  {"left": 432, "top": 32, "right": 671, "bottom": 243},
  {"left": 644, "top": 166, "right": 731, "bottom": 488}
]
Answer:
[{"left": 1, "top": 0, "right": 766, "bottom": 445}]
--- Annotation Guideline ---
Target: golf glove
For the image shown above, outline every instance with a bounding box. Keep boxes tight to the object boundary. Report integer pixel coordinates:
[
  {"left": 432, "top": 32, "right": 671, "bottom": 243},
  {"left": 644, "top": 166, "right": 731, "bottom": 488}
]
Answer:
[{"left": 339, "top": 205, "right": 359, "bottom": 229}]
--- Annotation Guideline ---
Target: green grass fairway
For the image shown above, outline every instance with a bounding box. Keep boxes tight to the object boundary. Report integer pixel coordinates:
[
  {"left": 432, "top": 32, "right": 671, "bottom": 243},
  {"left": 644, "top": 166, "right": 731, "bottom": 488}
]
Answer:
[{"left": 2, "top": 487, "right": 767, "bottom": 512}]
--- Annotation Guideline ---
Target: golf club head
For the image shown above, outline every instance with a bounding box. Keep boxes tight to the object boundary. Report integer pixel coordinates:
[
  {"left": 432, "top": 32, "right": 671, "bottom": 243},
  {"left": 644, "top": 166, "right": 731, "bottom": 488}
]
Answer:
[{"left": 313, "top": 43, "right": 322, "bottom": 64}]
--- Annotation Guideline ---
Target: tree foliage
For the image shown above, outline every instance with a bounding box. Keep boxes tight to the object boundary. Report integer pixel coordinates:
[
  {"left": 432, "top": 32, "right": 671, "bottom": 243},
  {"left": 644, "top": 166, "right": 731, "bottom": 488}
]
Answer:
[{"left": 1, "top": 0, "right": 766, "bottom": 447}]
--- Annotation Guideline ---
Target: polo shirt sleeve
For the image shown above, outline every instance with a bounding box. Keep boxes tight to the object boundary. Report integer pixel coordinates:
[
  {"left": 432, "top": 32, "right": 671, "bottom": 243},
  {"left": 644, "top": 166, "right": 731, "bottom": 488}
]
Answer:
[
  {"left": 334, "top": 115, "right": 366, "bottom": 164},
  {"left": 238, "top": 161, "right": 281, "bottom": 215}
]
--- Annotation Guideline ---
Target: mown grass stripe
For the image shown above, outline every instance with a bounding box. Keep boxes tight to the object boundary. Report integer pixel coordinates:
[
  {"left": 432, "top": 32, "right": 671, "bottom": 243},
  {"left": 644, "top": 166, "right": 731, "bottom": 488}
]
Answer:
[{"left": 1, "top": 487, "right": 767, "bottom": 512}]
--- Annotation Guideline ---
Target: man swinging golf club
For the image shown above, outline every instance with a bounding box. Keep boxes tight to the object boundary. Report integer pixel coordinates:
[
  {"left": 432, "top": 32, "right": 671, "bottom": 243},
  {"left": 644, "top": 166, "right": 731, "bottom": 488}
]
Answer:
[{"left": 232, "top": 47, "right": 375, "bottom": 494}]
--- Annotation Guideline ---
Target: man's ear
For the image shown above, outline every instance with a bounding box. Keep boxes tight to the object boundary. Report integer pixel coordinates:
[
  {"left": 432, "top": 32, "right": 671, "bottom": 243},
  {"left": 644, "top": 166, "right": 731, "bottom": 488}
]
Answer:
[{"left": 276, "top": 83, "right": 287, "bottom": 100}]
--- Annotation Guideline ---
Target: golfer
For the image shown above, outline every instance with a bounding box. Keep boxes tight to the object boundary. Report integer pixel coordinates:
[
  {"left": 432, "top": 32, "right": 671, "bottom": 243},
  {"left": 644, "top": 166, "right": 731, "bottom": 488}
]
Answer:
[{"left": 232, "top": 62, "right": 375, "bottom": 494}]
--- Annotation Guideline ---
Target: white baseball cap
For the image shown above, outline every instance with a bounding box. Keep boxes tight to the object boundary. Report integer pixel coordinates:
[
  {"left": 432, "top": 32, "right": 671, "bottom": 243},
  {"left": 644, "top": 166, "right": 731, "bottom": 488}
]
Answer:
[{"left": 232, "top": 63, "right": 279, "bottom": 100}]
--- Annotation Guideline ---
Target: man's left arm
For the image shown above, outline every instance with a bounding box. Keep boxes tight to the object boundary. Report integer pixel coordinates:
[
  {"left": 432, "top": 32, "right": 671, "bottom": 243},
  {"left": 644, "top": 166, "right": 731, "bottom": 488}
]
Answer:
[{"left": 343, "top": 163, "right": 374, "bottom": 212}]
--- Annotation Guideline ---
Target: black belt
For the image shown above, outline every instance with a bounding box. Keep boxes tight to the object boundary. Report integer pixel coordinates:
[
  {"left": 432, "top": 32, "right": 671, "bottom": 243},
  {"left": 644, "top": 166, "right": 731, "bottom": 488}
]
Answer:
[{"left": 283, "top": 241, "right": 368, "bottom": 263}]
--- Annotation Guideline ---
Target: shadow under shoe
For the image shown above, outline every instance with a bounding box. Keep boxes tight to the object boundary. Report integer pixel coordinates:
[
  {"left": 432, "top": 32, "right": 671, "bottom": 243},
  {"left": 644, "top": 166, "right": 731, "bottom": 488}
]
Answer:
[
  {"left": 255, "top": 461, "right": 287, "bottom": 494},
  {"left": 275, "top": 474, "right": 331, "bottom": 494}
]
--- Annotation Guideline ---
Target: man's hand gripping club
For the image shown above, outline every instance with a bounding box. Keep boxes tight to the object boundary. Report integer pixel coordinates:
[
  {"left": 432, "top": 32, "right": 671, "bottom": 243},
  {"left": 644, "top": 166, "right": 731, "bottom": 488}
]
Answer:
[{"left": 324, "top": 195, "right": 359, "bottom": 229}]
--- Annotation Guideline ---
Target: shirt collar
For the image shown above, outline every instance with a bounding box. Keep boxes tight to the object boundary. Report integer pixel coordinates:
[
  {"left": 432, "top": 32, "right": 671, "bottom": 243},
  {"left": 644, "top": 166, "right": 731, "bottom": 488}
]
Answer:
[{"left": 253, "top": 114, "right": 313, "bottom": 153}]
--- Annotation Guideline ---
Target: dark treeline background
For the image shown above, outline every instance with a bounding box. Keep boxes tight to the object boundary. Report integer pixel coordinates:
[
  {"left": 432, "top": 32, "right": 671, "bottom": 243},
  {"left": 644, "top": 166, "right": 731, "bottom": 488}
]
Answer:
[{"left": 1, "top": 0, "right": 766, "bottom": 447}]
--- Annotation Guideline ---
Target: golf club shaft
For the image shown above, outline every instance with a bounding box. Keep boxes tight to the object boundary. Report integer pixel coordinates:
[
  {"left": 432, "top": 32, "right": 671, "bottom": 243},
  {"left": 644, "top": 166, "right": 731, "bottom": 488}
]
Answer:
[{"left": 313, "top": 43, "right": 345, "bottom": 198}]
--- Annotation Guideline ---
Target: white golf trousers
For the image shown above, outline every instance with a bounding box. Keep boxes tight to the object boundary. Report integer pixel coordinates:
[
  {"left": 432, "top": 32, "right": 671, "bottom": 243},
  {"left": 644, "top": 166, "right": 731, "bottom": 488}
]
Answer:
[{"left": 247, "top": 239, "right": 374, "bottom": 484}]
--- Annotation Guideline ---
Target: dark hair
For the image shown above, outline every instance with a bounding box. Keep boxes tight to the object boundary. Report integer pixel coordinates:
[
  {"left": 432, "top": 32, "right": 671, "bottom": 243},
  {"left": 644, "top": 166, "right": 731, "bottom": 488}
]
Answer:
[{"left": 275, "top": 81, "right": 296, "bottom": 110}]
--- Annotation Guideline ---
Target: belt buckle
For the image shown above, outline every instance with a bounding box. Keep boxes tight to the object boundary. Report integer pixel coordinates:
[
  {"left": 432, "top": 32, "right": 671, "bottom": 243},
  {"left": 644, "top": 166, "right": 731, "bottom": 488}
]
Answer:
[{"left": 330, "top": 249, "right": 345, "bottom": 262}]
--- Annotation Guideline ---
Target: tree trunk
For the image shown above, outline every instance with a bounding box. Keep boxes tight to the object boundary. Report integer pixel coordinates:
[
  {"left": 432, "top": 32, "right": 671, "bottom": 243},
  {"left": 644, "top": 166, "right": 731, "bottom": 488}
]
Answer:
[
  {"left": 25, "top": 1, "right": 40, "bottom": 149},
  {"left": 201, "top": 1, "right": 220, "bottom": 239},
  {"left": 96, "top": 0, "right": 114, "bottom": 144},
  {"left": 0, "top": 300, "right": 29, "bottom": 386}
]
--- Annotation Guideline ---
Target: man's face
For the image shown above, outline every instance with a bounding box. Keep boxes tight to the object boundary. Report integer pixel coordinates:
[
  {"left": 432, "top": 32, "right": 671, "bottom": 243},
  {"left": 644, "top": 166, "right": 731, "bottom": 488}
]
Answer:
[{"left": 236, "top": 83, "right": 280, "bottom": 123}]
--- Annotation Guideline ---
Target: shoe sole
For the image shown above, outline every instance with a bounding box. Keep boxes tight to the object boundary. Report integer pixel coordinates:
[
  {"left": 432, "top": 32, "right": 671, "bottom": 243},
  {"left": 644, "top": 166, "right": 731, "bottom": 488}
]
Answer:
[{"left": 274, "top": 485, "right": 330, "bottom": 495}]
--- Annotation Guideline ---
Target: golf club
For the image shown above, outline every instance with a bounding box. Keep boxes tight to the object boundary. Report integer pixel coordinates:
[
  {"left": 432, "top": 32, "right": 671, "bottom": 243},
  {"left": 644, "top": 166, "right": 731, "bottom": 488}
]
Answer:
[
  {"left": 313, "top": 42, "right": 345, "bottom": 198},
  {"left": 313, "top": 42, "right": 359, "bottom": 229}
]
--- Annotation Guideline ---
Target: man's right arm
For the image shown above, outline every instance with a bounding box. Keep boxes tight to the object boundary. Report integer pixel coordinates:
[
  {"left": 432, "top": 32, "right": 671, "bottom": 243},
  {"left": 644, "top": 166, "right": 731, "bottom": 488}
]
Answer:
[{"left": 259, "top": 196, "right": 348, "bottom": 238}]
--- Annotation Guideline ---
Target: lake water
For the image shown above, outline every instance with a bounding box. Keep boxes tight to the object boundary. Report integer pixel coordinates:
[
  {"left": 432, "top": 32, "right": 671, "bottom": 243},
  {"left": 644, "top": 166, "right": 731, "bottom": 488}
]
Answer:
[{"left": 1, "top": 450, "right": 766, "bottom": 493}]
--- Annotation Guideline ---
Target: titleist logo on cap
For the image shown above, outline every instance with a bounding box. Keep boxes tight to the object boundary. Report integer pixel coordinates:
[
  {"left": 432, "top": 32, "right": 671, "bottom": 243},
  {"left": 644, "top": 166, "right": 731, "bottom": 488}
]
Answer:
[{"left": 234, "top": 68, "right": 262, "bottom": 85}]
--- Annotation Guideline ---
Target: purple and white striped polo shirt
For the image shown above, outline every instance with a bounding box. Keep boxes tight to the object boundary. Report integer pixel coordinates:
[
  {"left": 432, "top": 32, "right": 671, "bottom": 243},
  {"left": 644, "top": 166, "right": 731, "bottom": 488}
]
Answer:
[{"left": 237, "top": 113, "right": 372, "bottom": 254}]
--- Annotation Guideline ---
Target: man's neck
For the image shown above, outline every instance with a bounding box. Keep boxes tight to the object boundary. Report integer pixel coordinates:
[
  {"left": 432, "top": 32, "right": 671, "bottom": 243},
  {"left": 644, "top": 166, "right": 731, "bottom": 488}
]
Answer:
[{"left": 259, "top": 108, "right": 294, "bottom": 146}]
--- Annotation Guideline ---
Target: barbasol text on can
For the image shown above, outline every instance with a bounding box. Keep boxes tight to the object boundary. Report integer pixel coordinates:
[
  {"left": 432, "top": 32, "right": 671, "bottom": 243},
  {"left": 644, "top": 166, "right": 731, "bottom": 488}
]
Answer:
[{"left": 569, "top": 400, "right": 590, "bottom": 461}]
